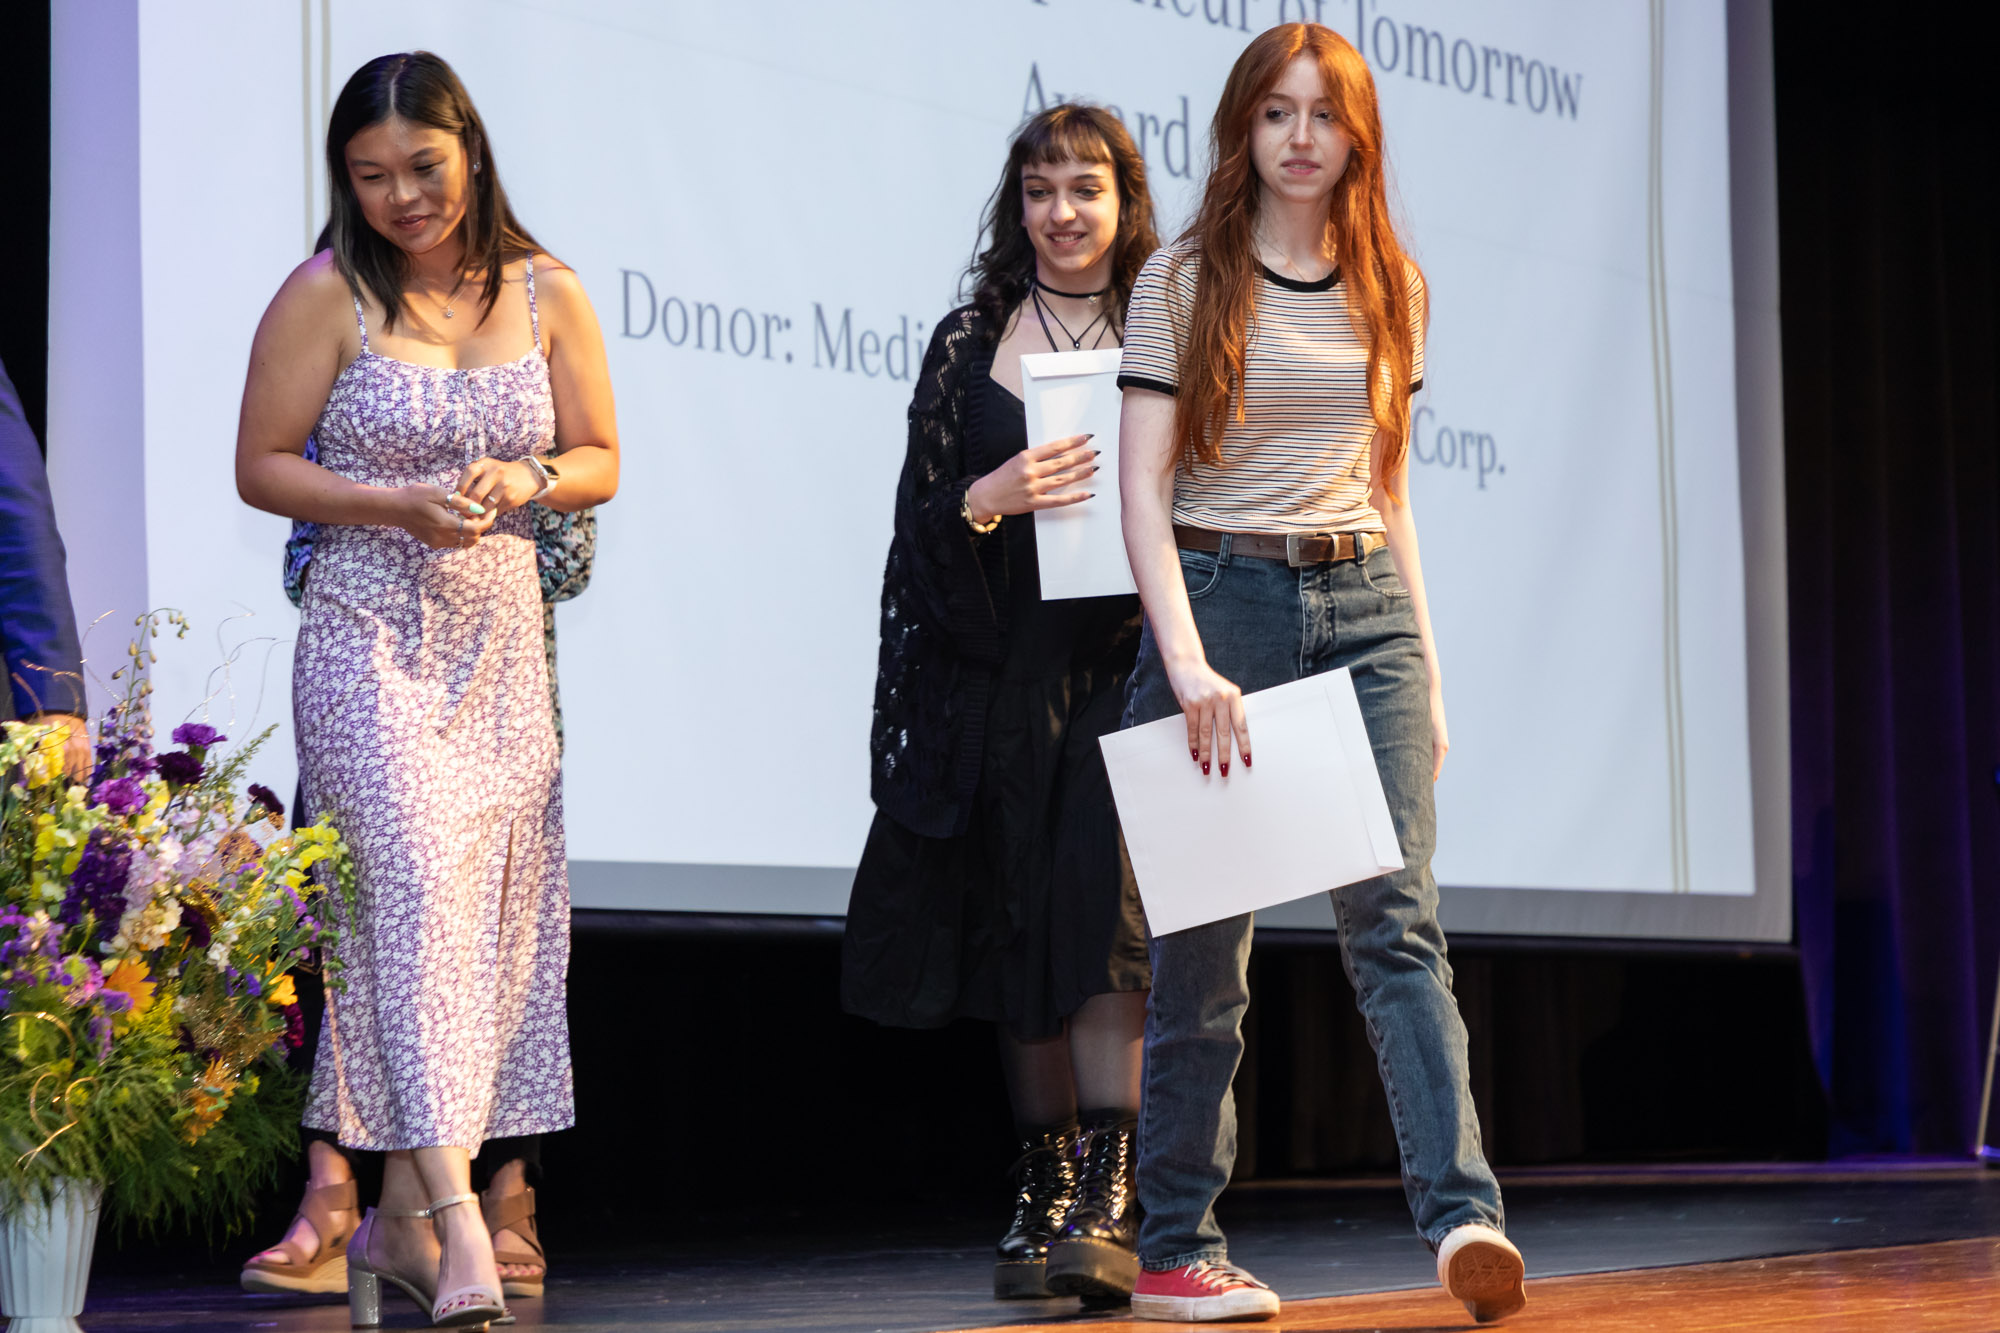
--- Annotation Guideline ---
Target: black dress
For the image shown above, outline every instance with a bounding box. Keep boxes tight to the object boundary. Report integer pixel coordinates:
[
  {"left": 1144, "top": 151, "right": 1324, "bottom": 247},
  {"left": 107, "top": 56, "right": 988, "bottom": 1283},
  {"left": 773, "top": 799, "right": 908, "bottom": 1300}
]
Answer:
[{"left": 843, "top": 368, "right": 1150, "bottom": 1040}]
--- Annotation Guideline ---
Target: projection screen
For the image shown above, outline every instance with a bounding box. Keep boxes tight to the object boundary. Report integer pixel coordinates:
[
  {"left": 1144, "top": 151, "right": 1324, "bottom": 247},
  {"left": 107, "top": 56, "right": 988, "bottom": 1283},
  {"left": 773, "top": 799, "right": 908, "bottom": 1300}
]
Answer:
[{"left": 48, "top": 0, "right": 1787, "bottom": 941}]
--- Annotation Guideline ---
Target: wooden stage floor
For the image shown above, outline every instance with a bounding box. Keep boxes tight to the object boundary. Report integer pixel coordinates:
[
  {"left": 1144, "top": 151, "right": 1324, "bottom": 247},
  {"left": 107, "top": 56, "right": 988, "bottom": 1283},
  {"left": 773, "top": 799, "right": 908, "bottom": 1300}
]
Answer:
[
  {"left": 90, "top": 1164, "right": 2000, "bottom": 1331},
  {"left": 961, "top": 1236, "right": 2000, "bottom": 1332}
]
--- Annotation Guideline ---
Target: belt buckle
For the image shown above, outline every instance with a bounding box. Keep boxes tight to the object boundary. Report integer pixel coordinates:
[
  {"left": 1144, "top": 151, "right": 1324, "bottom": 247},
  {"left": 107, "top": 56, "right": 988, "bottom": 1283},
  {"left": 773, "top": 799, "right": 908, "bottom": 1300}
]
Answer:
[{"left": 1285, "top": 533, "right": 1337, "bottom": 567}]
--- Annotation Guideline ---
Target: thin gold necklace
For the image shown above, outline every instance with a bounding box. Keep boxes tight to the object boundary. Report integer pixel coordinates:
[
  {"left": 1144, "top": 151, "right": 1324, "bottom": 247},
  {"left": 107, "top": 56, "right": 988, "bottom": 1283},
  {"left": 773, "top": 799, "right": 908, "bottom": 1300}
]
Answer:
[{"left": 420, "top": 273, "right": 470, "bottom": 320}]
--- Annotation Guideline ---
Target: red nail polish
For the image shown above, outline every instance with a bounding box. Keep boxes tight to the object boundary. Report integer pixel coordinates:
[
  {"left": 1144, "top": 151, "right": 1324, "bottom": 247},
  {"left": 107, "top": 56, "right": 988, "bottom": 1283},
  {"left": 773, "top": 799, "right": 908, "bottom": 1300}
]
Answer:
[
  {"left": 1202, "top": 761, "right": 1211, "bottom": 775},
  {"left": 1191, "top": 747, "right": 1200, "bottom": 762},
  {"left": 1243, "top": 753, "right": 1253, "bottom": 769},
  {"left": 1220, "top": 761, "right": 1229, "bottom": 776}
]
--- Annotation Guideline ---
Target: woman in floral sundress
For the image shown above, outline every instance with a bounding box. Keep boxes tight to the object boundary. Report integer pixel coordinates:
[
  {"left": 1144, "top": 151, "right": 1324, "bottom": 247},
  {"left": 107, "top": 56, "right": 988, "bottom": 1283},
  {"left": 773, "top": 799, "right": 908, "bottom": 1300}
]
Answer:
[{"left": 234, "top": 51, "right": 618, "bottom": 1328}]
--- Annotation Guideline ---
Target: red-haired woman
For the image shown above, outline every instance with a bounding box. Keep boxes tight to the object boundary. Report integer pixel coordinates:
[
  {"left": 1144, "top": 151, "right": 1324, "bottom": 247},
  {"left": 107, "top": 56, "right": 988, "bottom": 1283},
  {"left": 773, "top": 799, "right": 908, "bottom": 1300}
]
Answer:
[
  {"left": 1115, "top": 25, "right": 1523, "bottom": 1324},
  {"left": 844, "top": 104, "right": 1160, "bottom": 1305}
]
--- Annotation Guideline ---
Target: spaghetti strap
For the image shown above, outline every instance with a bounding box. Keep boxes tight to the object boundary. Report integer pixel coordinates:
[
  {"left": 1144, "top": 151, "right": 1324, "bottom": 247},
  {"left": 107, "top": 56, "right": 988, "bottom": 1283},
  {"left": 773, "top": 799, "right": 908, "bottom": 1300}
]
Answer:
[
  {"left": 525, "top": 256, "right": 541, "bottom": 355},
  {"left": 352, "top": 296, "right": 369, "bottom": 354}
]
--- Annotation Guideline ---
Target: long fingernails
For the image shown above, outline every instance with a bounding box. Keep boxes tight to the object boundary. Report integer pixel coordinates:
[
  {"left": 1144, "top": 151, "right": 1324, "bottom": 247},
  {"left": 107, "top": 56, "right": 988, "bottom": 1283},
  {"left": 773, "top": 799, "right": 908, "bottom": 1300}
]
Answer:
[
  {"left": 466, "top": 502, "right": 487, "bottom": 515},
  {"left": 1201, "top": 760, "right": 1210, "bottom": 775},
  {"left": 1093, "top": 449, "right": 1103, "bottom": 457},
  {"left": 1219, "top": 761, "right": 1229, "bottom": 776},
  {"left": 1083, "top": 433, "right": 1095, "bottom": 442},
  {"left": 1191, "top": 747, "right": 1200, "bottom": 763},
  {"left": 1243, "top": 752, "right": 1253, "bottom": 769}
]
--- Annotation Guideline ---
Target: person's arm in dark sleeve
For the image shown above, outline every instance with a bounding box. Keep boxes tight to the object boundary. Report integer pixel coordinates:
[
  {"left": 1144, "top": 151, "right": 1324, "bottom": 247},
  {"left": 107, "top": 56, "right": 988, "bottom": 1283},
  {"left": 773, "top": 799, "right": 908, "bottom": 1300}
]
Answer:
[
  {"left": 0, "top": 356, "right": 86, "bottom": 723},
  {"left": 890, "top": 314, "right": 1002, "bottom": 663}
]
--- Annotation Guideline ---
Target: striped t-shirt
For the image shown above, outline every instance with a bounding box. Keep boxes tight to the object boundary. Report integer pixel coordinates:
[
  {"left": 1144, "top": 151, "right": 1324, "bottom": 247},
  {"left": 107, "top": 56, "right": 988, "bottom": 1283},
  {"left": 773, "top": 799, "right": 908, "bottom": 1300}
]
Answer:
[{"left": 1117, "top": 239, "right": 1426, "bottom": 534}]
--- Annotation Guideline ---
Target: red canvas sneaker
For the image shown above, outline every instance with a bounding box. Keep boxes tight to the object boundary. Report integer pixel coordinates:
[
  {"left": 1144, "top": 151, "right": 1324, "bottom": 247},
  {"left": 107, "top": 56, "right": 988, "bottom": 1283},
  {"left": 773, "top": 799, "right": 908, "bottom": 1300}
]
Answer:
[
  {"left": 1130, "top": 1259, "right": 1280, "bottom": 1322},
  {"left": 1436, "top": 1223, "right": 1527, "bottom": 1322}
]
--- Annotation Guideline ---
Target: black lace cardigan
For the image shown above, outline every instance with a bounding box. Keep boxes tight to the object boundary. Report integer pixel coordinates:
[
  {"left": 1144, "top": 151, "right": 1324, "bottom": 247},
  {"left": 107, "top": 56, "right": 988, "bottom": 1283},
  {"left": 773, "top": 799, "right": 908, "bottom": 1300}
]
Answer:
[{"left": 869, "top": 304, "right": 1013, "bottom": 839}]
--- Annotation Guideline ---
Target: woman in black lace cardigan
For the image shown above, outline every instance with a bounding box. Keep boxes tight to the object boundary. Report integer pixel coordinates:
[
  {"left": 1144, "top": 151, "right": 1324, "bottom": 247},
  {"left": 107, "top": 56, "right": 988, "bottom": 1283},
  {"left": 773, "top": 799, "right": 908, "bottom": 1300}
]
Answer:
[{"left": 843, "top": 104, "right": 1160, "bottom": 1307}]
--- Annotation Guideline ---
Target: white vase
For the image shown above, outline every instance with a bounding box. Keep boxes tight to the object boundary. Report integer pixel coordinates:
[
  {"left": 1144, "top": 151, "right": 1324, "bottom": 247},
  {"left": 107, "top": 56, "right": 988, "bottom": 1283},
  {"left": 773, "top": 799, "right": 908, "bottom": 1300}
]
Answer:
[{"left": 0, "top": 1180, "right": 103, "bottom": 1333}]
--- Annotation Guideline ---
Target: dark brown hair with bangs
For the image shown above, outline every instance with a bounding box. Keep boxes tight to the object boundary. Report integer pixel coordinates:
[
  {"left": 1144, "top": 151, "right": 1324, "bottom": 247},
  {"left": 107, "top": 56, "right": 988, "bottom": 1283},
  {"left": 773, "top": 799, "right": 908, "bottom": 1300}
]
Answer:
[
  {"left": 1177, "top": 24, "right": 1423, "bottom": 495},
  {"left": 316, "top": 51, "right": 544, "bottom": 333},
  {"left": 965, "top": 103, "right": 1161, "bottom": 335}
]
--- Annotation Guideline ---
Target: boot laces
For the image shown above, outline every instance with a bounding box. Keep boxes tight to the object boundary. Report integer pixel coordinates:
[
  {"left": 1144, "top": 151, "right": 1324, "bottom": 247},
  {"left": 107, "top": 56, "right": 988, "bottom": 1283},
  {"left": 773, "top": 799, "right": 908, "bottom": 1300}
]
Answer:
[
  {"left": 1073, "top": 1125, "right": 1130, "bottom": 1213},
  {"left": 1005, "top": 1139, "right": 1073, "bottom": 1227}
]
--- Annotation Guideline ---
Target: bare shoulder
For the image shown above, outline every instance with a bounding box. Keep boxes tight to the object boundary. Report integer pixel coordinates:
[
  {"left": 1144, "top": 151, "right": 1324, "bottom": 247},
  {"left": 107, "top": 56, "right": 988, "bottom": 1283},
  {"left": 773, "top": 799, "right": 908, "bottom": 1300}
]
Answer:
[
  {"left": 526, "top": 253, "right": 602, "bottom": 339},
  {"left": 256, "top": 250, "right": 356, "bottom": 354},
  {"left": 527, "top": 252, "right": 591, "bottom": 308},
  {"left": 274, "top": 250, "right": 353, "bottom": 311}
]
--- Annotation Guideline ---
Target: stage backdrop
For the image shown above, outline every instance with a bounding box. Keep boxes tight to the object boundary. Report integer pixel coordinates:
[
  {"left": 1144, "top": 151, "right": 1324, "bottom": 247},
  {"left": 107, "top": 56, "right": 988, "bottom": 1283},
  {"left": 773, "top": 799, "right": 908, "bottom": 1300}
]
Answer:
[{"left": 47, "top": 0, "right": 1787, "bottom": 941}]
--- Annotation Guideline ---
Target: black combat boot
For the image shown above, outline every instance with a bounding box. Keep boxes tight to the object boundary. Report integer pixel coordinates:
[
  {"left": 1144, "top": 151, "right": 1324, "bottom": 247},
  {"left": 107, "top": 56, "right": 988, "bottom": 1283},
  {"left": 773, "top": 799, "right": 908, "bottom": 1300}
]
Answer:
[
  {"left": 993, "top": 1122, "right": 1079, "bottom": 1299},
  {"left": 1043, "top": 1111, "right": 1139, "bottom": 1303}
]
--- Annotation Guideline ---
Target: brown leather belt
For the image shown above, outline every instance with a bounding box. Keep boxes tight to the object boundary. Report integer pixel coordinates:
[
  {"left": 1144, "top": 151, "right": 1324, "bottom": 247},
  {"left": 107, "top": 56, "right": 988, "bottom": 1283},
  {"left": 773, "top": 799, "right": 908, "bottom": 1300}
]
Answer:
[{"left": 1174, "top": 524, "right": 1388, "bottom": 567}]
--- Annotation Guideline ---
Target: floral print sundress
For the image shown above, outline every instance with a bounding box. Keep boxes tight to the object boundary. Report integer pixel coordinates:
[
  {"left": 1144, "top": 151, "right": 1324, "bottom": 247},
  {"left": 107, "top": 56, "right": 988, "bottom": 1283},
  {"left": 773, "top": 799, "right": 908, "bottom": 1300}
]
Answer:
[{"left": 295, "top": 258, "right": 574, "bottom": 1151}]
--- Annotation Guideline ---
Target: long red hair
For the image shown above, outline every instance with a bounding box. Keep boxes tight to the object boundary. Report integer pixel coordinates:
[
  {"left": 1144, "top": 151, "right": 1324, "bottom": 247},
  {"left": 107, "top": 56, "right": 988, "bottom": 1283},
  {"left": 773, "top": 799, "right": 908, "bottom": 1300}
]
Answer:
[{"left": 1175, "top": 24, "right": 1422, "bottom": 494}]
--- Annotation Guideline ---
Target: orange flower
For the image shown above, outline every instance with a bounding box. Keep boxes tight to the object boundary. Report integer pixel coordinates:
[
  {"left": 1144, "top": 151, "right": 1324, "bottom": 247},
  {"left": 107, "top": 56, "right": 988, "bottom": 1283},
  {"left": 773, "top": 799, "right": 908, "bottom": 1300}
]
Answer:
[
  {"left": 104, "top": 959, "right": 155, "bottom": 1019},
  {"left": 183, "top": 1057, "right": 238, "bottom": 1144},
  {"left": 266, "top": 973, "right": 297, "bottom": 1008}
]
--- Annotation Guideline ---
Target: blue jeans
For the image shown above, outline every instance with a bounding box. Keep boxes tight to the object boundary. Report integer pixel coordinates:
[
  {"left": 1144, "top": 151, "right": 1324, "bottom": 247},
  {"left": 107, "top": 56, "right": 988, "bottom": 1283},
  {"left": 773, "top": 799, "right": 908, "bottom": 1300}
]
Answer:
[{"left": 1123, "top": 539, "right": 1504, "bottom": 1269}]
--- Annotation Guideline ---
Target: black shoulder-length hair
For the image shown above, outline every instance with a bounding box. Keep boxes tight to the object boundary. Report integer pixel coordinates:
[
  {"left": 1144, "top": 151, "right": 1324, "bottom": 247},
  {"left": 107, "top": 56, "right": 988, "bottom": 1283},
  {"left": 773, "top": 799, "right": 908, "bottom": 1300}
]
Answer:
[
  {"left": 315, "top": 51, "right": 543, "bottom": 332},
  {"left": 964, "top": 103, "right": 1161, "bottom": 336}
]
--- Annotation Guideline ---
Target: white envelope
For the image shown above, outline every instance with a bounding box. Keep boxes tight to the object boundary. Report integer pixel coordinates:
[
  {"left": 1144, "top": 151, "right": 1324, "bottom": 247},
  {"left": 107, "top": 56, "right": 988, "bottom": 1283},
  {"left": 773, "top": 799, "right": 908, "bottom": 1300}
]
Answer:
[
  {"left": 1099, "top": 669, "right": 1405, "bottom": 936},
  {"left": 1021, "top": 349, "right": 1137, "bottom": 600}
]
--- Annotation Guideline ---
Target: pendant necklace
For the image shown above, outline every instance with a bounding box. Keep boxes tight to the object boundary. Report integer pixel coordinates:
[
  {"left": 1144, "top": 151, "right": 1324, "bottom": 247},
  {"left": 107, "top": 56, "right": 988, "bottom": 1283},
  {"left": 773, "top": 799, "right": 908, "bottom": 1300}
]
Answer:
[
  {"left": 1030, "top": 278, "right": 1115, "bottom": 353},
  {"left": 426, "top": 273, "right": 468, "bottom": 319}
]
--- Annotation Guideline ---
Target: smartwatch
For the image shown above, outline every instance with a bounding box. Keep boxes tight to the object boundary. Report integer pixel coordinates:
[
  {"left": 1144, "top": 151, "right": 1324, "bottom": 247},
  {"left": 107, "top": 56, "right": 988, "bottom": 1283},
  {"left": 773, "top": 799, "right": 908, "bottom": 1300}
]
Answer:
[{"left": 524, "top": 454, "right": 560, "bottom": 502}]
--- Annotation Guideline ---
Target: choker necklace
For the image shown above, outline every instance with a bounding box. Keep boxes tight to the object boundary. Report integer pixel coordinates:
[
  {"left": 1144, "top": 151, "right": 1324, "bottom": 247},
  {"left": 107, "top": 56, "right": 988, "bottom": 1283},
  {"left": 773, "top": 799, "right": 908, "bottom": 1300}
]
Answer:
[
  {"left": 1029, "top": 282, "right": 1116, "bottom": 353},
  {"left": 1033, "top": 276, "right": 1111, "bottom": 305}
]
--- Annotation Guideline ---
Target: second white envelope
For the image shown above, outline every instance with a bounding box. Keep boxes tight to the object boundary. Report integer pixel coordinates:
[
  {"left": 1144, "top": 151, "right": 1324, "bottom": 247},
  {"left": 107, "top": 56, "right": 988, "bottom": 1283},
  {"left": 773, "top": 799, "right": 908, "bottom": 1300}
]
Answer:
[{"left": 1099, "top": 669, "right": 1405, "bottom": 936}]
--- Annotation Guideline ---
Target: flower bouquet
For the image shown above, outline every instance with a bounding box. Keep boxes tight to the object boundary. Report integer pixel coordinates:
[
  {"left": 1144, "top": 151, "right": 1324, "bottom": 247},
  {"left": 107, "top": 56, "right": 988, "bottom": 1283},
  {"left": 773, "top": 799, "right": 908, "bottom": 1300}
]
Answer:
[{"left": 0, "top": 612, "right": 355, "bottom": 1249}]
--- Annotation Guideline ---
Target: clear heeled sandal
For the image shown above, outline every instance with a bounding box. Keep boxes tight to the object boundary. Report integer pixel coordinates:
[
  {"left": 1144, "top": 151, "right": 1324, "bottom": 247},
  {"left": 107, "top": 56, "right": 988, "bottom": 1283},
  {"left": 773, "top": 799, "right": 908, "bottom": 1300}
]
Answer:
[{"left": 347, "top": 1192, "right": 509, "bottom": 1330}]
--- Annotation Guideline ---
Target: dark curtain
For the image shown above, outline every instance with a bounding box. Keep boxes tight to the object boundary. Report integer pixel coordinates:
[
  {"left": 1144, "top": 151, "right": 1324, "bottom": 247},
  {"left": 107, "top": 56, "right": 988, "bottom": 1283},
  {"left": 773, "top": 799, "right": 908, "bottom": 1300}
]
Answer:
[{"left": 1777, "top": 3, "right": 2000, "bottom": 1155}]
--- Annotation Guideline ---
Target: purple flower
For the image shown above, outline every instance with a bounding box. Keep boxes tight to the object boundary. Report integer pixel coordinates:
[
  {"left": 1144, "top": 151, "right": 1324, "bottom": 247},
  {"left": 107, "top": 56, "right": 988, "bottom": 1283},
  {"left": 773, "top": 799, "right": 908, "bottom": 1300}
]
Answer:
[
  {"left": 90, "top": 703, "right": 164, "bottom": 783},
  {"left": 156, "top": 750, "right": 204, "bottom": 787},
  {"left": 91, "top": 776, "right": 148, "bottom": 815},
  {"left": 246, "top": 783, "right": 285, "bottom": 819},
  {"left": 171, "top": 723, "right": 226, "bottom": 749},
  {"left": 184, "top": 910, "right": 211, "bottom": 951},
  {"left": 63, "top": 957, "right": 105, "bottom": 1006},
  {"left": 58, "top": 834, "right": 132, "bottom": 939},
  {"left": 282, "top": 1003, "right": 305, "bottom": 1049},
  {"left": 87, "top": 1014, "right": 114, "bottom": 1060}
]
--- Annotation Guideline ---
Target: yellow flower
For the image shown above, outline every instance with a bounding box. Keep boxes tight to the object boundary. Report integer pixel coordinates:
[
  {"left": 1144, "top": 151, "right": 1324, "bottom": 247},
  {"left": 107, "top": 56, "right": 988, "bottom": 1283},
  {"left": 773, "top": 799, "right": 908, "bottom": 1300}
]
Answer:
[
  {"left": 266, "top": 973, "right": 298, "bottom": 1008},
  {"left": 104, "top": 959, "right": 156, "bottom": 1019},
  {"left": 19, "top": 722, "right": 69, "bottom": 788},
  {"left": 134, "top": 785, "right": 169, "bottom": 832}
]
